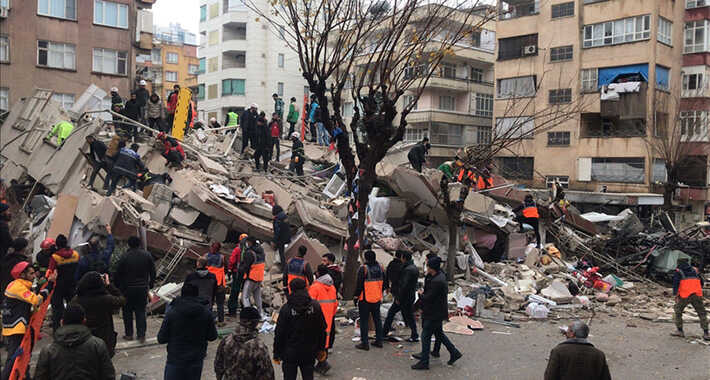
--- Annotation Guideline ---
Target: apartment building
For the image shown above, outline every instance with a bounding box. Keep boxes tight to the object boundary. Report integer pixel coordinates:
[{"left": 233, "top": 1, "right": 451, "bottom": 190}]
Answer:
[
  {"left": 0, "top": 0, "right": 156, "bottom": 113},
  {"left": 493, "top": 0, "right": 684, "bottom": 206},
  {"left": 196, "top": 0, "right": 306, "bottom": 123}
]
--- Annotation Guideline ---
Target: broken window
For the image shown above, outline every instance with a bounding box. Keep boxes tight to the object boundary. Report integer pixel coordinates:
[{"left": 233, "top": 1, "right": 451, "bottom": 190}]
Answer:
[
  {"left": 591, "top": 157, "right": 645, "bottom": 183},
  {"left": 496, "top": 157, "right": 534, "bottom": 180},
  {"left": 652, "top": 158, "right": 667, "bottom": 184},
  {"left": 581, "top": 113, "right": 646, "bottom": 137},
  {"left": 497, "top": 75, "right": 536, "bottom": 98},
  {"left": 546, "top": 176, "right": 569, "bottom": 188},
  {"left": 677, "top": 155, "right": 708, "bottom": 186},
  {"left": 498, "top": 34, "right": 538, "bottom": 61}
]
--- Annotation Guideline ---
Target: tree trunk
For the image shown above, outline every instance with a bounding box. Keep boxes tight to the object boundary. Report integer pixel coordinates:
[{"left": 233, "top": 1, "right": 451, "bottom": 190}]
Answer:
[
  {"left": 341, "top": 169, "right": 375, "bottom": 298},
  {"left": 446, "top": 209, "right": 458, "bottom": 282}
]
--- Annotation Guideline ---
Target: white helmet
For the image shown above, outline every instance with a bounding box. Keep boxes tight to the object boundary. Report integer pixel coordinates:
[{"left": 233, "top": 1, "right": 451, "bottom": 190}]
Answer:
[
  {"left": 291, "top": 132, "right": 300, "bottom": 139},
  {"left": 110, "top": 87, "right": 119, "bottom": 93},
  {"left": 250, "top": 103, "right": 258, "bottom": 109},
  {"left": 139, "top": 80, "right": 147, "bottom": 86},
  {"left": 209, "top": 117, "right": 216, "bottom": 123}
]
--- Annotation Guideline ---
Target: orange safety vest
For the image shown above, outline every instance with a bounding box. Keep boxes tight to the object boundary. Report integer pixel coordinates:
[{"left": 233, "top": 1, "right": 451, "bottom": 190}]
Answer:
[
  {"left": 677, "top": 268, "right": 703, "bottom": 298},
  {"left": 476, "top": 176, "right": 493, "bottom": 190},
  {"left": 522, "top": 205, "right": 539, "bottom": 218},
  {"left": 247, "top": 250, "right": 265, "bottom": 282},
  {"left": 286, "top": 257, "right": 310, "bottom": 293},
  {"left": 358, "top": 264, "right": 384, "bottom": 303},
  {"left": 309, "top": 281, "right": 337, "bottom": 349},
  {"left": 207, "top": 266, "right": 226, "bottom": 287}
]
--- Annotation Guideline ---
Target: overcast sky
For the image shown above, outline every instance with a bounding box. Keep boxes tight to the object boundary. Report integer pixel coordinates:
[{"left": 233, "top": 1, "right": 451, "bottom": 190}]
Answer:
[{"left": 152, "top": 0, "right": 200, "bottom": 34}]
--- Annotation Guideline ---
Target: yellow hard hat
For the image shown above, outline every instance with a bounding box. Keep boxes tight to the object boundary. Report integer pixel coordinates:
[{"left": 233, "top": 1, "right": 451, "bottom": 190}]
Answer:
[{"left": 239, "top": 233, "right": 248, "bottom": 241}]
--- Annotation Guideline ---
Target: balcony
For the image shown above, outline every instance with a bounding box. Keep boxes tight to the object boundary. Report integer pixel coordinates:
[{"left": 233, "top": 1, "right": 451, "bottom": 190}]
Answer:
[
  {"left": 406, "top": 109, "right": 491, "bottom": 126},
  {"left": 222, "top": 50, "right": 245, "bottom": 69},
  {"left": 223, "top": 22, "right": 246, "bottom": 41},
  {"left": 406, "top": 71, "right": 493, "bottom": 93},
  {"left": 499, "top": 0, "right": 539, "bottom": 20}
]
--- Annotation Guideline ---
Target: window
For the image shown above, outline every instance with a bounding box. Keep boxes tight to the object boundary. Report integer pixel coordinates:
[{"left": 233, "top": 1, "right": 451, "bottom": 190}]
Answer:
[
  {"left": 477, "top": 127, "right": 491, "bottom": 144},
  {"left": 496, "top": 157, "right": 534, "bottom": 179},
  {"left": 0, "top": 36, "right": 8, "bottom": 63},
  {"left": 681, "top": 111, "right": 708, "bottom": 141},
  {"left": 166, "top": 52, "right": 178, "bottom": 64},
  {"left": 475, "top": 93, "right": 493, "bottom": 117},
  {"left": 498, "top": 34, "right": 538, "bottom": 60},
  {"left": 165, "top": 71, "right": 178, "bottom": 82},
  {"left": 583, "top": 15, "right": 651, "bottom": 48},
  {"left": 404, "top": 64, "right": 428, "bottom": 79},
  {"left": 197, "top": 84, "right": 205, "bottom": 100},
  {"left": 591, "top": 157, "right": 645, "bottom": 183},
  {"left": 495, "top": 117, "right": 535, "bottom": 139},
  {"left": 549, "top": 88, "right": 572, "bottom": 104},
  {"left": 221, "top": 79, "right": 245, "bottom": 95},
  {"left": 685, "top": 21, "right": 707, "bottom": 53},
  {"left": 471, "top": 31, "right": 481, "bottom": 47},
  {"left": 188, "top": 64, "right": 199, "bottom": 74},
  {"left": 550, "top": 45, "right": 573, "bottom": 62},
  {"left": 547, "top": 131, "right": 570, "bottom": 146},
  {"left": 208, "top": 57, "right": 218, "bottom": 72},
  {"left": 209, "top": 3, "right": 219, "bottom": 18},
  {"left": 403, "top": 95, "right": 418, "bottom": 110},
  {"left": 405, "top": 127, "right": 428, "bottom": 143},
  {"left": 0, "top": 88, "right": 8, "bottom": 112},
  {"left": 439, "top": 95, "right": 455, "bottom": 111},
  {"left": 546, "top": 176, "right": 569, "bottom": 188},
  {"left": 208, "top": 84, "right": 218, "bottom": 99},
  {"left": 94, "top": 0, "right": 128, "bottom": 29},
  {"left": 151, "top": 48, "right": 161, "bottom": 64},
  {"left": 683, "top": 73, "right": 704, "bottom": 91},
  {"left": 304, "top": 86, "right": 310, "bottom": 95},
  {"left": 581, "top": 68, "right": 598, "bottom": 92},
  {"left": 199, "top": 58, "right": 206, "bottom": 73},
  {"left": 278, "top": 53, "right": 284, "bottom": 68},
  {"left": 687, "top": 0, "right": 708, "bottom": 8},
  {"left": 92, "top": 48, "right": 127, "bottom": 75},
  {"left": 551, "top": 2, "right": 574, "bottom": 19},
  {"left": 277, "top": 82, "right": 284, "bottom": 97},
  {"left": 209, "top": 30, "right": 219, "bottom": 46},
  {"left": 470, "top": 67, "right": 483, "bottom": 82},
  {"left": 441, "top": 63, "right": 456, "bottom": 79},
  {"left": 658, "top": 17, "right": 672, "bottom": 45},
  {"left": 497, "top": 76, "right": 536, "bottom": 98},
  {"left": 499, "top": 0, "right": 539, "bottom": 20},
  {"left": 38, "top": 41, "right": 76, "bottom": 70},
  {"left": 656, "top": 65, "right": 670, "bottom": 91},
  {"left": 200, "top": 5, "right": 207, "bottom": 21},
  {"left": 343, "top": 102, "right": 354, "bottom": 117},
  {"left": 51, "top": 93, "right": 74, "bottom": 110},
  {"left": 430, "top": 123, "right": 463, "bottom": 145},
  {"left": 652, "top": 159, "right": 668, "bottom": 183},
  {"left": 37, "top": 0, "right": 76, "bottom": 20}
]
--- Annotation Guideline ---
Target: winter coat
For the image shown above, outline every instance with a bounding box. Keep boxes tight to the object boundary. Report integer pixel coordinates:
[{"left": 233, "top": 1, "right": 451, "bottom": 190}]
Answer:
[
  {"left": 122, "top": 99, "right": 142, "bottom": 121},
  {"left": 287, "top": 103, "right": 299, "bottom": 123},
  {"left": 291, "top": 138, "right": 304, "bottom": 161},
  {"left": 112, "top": 147, "right": 145, "bottom": 177},
  {"left": 49, "top": 247, "right": 79, "bottom": 293},
  {"left": 543, "top": 339, "right": 611, "bottom": 380},
  {"left": 113, "top": 248, "right": 156, "bottom": 291},
  {"left": 135, "top": 87, "right": 149, "bottom": 108},
  {"left": 273, "top": 290, "right": 326, "bottom": 362},
  {"left": 157, "top": 295, "right": 218, "bottom": 364},
  {"left": 0, "top": 252, "right": 29, "bottom": 295},
  {"left": 146, "top": 97, "right": 164, "bottom": 119},
  {"left": 274, "top": 98, "right": 284, "bottom": 116},
  {"left": 71, "top": 272, "right": 126, "bottom": 357},
  {"left": 238, "top": 244, "right": 264, "bottom": 279},
  {"left": 0, "top": 220, "right": 11, "bottom": 261},
  {"left": 673, "top": 261, "right": 705, "bottom": 296},
  {"left": 185, "top": 268, "right": 217, "bottom": 305},
  {"left": 88, "top": 140, "right": 108, "bottom": 162},
  {"left": 407, "top": 143, "right": 427, "bottom": 165},
  {"left": 110, "top": 93, "right": 123, "bottom": 106},
  {"left": 253, "top": 117, "right": 271, "bottom": 150},
  {"left": 166, "top": 91, "right": 179, "bottom": 113},
  {"left": 240, "top": 109, "right": 258, "bottom": 134},
  {"left": 327, "top": 264, "right": 343, "bottom": 294},
  {"left": 385, "top": 258, "right": 403, "bottom": 297},
  {"left": 398, "top": 259, "right": 419, "bottom": 304},
  {"left": 228, "top": 246, "right": 241, "bottom": 273},
  {"left": 35, "top": 324, "right": 116, "bottom": 380},
  {"left": 354, "top": 262, "right": 386, "bottom": 302},
  {"left": 420, "top": 270, "right": 448, "bottom": 321},
  {"left": 308, "top": 102, "right": 320, "bottom": 123},
  {"left": 76, "top": 235, "right": 115, "bottom": 282},
  {"left": 273, "top": 210, "right": 292, "bottom": 245},
  {"left": 214, "top": 319, "right": 274, "bottom": 380}
]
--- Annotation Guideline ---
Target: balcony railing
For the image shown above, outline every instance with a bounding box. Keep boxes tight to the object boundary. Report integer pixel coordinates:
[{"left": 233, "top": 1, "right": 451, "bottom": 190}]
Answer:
[{"left": 404, "top": 71, "right": 494, "bottom": 86}]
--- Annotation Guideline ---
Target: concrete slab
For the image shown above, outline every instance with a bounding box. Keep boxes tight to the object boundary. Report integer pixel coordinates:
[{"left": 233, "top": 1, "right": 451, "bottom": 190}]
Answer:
[
  {"left": 47, "top": 193, "right": 78, "bottom": 239},
  {"left": 169, "top": 206, "right": 200, "bottom": 225},
  {"left": 293, "top": 199, "right": 347, "bottom": 239},
  {"left": 146, "top": 184, "right": 173, "bottom": 224},
  {"left": 197, "top": 154, "right": 229, "bottom": 176},
  {"left": 285, "top": 231, "right": 329, "bottom": 269},
  {"left": 207, "top": 220, "right": 228, "bottom": 242},
  {"left": 244, "top": 176, "right": 293, "bottom": 210}
]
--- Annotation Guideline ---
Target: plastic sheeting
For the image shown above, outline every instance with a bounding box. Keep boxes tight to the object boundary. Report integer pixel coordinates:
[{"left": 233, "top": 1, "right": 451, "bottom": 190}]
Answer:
[
  {"left": 598, "top": 63, "right": 648, "bottom": 87},
  {"left": 367, "top": 193, "right": 394, "bottom": 237},
  {"left": 656, "top": 65, "right": 670, "bottom": 90}
]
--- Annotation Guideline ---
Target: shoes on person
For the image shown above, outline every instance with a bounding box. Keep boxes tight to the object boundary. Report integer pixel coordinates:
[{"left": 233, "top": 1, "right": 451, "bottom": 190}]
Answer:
[
  {"left": 411, "top": 353, "right": 423, "bottom": 360},
  {"left": 123, "top": 335, "right": 133, "bottom": 341},
  {"left": 447, "top": 351, "right": 462, "bottom": 365},
  {"left": 405, "top": 337, "right": 420, "bottom": 343},
  {"left": 315, "top": 361, "right": 331, "bottom": 375},
  {"left": 372, "top": 341, "right": 383, "bottom": 348},
  {"left": 384, "top": 336, "right": 399, "bottom": 343},
  {"left": 670, "top": 330, "right": 685, "bottom": 338},
  {"left": 411, "top": 362, "right": 429, "bottom": 370},
  {"left": 430, "top": 351, "right": 440, "bottom": 358},
  {"left": 137, "top": 336, "right": 146, "bottom": 344},
  {"left": 355, "top": 343, "right": 369, "bottom": 351},
  {"left": 703, "top": 331, "right": 710, "bottom": 341}
]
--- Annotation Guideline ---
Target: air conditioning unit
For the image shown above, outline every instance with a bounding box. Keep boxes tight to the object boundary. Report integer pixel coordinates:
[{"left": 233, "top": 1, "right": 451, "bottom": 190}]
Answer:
[
  {"left": 0, "top": 7, "right": 9, "bottom": 18},
  {"left": 522, "top": 45, "right": 537, "bottom": 55}
]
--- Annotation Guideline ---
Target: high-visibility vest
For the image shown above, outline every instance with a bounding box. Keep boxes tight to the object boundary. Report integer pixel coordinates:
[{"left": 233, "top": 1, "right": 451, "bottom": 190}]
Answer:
[
  {"left": 247, "top": 250, "right": 265, "bottom": 282},
  {"left": 207, "top": 266, "right": 226, "bottom": 287},
  {"left": 477, "top": 176, "right": 493, "bottom": 190},
  {"left": 226, "top": 112, "right": 239, "bottom": 127},
  {"left": 456, "top": 168, "right": 475, "bottom": 183},
  {"left": 677, "top": 268, "right": 703, "bottom": 298},
  {"left": 522, "top": 204, "right": 539, "bottom": 218},
  {"left": 286, "top": 257, "right": 309, "bottom": 292},
  {"left": 309, "top": 281, "right": 337, "bottom": 349},
  {"left": 358, "top": 264, "right": 384, "bottom": 303}
]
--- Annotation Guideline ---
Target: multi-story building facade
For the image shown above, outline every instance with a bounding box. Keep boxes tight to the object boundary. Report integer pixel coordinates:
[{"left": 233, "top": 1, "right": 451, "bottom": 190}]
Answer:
[
  {"left": 0, "top": 0, "right": 156, "bottom": 113},
  {"left": 196, "top": 0, "right": 306, "bottom": 123},
  {"left": 494, "top": 0, "right": 684, "bottom": 207}
]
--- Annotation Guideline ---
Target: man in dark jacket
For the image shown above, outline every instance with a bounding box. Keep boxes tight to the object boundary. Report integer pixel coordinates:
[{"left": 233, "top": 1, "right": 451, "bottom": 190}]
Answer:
[
  {"left": 544, "top": 321, "right": 611, "bottom": 380},
  {"left": 34, "top": 304, "right": 116, "bottom": 380},
  {"left": 85, "top": 135, "right": 111, "bottom": 191},
  {"left": 274, "top": 278, "right": 326, "bottom": 380},
  {"left": 113, "top": 236, "right": 156, "bottom": 342},
  {"left": 283, "top": 246, "right": 314, "bottom": 293},
  {"left": 240, "top": 104, "right": 258, "bottom": 153},
  {"left": 71, "top": 271, "right": 126, "bottom": 357},
  {"left": 0, "top": 203, "right": 13, "bottom": 261},
  {"left": 239, "top": 237, "right": 266, "bottom": 317},
  {"left": 107, "top": 143, "right": 145, "bottom": 196},
  {"left": 214, "top": 306, "right": 274, "bottom": 380},
  {"left": 135, "top": 80, "right": 150, "bottom": 117},
  {"left": 671, "top": 258, "right": 708, "bottom": 340},
  {"left": 513, "top": 194, "right": 541, "bottom": 248},
  {"left": 289, "top": 132, "right": 305, "bottom": 176},
  {"left": 75, "top": 224, "right": 114, "bottom": 282},
  {"left": 49, "top": 234, "right": 80, "bottom": 332},
  {"left": 158, "top": 282, "right": 218, "bottom": 380},
  {"left": 272, "top": 205, "right": 291, "bottom": 269},
  {"left": 412, "top": 256, "right": 461, "bottom": 370},
  {"left": 384, "top": 250, "right": 419, "bottom": 342},
  {"left": 321, "top": 253, "right": 342, "bottom": 295},
  {"left": 407, "top": 137, "right": 430, "bottom": 172},
  {"left": 110, "top": 87, "right": 123, "bottom": 107},
  {"left": 122, "top": 92, "right": 142, "bottom": 136},
  {"left": 185, "top": 256, "right": 218, "bottom": 309},
  {"left": 354, "top": 250, "right": 386, "bottom": 351},
  {"left": 253, "top": 111, "right": 271, "bottom": 172}
]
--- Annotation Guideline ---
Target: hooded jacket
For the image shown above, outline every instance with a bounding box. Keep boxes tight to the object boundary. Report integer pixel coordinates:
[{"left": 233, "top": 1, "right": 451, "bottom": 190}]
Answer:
[
  {"left": 273, "top": 290, "right": 326, "bottom": 362},
  {"left": 158, "top": 295, "right": 218, "bottom": 364},
  {"left": 238, "top": 244, "right": 264, "bottom": 279},
  {"left": 146, "top": 96, "right": 164, "bottom": 119},
  {"left": 240, "top": 109, "right": 258, "bottom": 134},
  {"left": 543, "top": 339, "right": 611, "bottom": 380},
  {"left": 135, "top": 87, "right": 149, "bottom": 109},
  {"left": 71, "top": 272, "right": 126, "bottom": 357},
  {"left": 49, "top": 247, "right": 80, "bottom": 291},
  {"left": 185, "top": 268, "right": 217, "bottom": 305},
  {"left": 112, "top": 147, "right": 145, "bottom": 176},
  {"left": 214, "top": 319, "right": 274, "bottom": 380},
  {"left": 35, "top": 324, "right": 116, "bottom": 380},
  {"left": 253, "top": 115, "right": 271, "bottom": 151},
  {"left": 327, "top": 264, "right": 343, "bottom": 294},
  {"left": 0, "top": 251, "right": 28, "bottom": 296},
  {"left": 273, "top": 207, "right": 292, "bottom": 245}
]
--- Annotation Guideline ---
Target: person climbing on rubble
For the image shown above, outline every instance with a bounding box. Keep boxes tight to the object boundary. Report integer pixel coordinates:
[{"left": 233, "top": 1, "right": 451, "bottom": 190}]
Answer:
[
  {"left": 227, "top": 234, "right": 248, "bottom": 316},
  {"left": 513, "top": 194, "right": 542, "bottom": 248},
  {"left": 283, "top": 246, "right": 314, "bottom": 294},
  {"left": 309, "top": 265, "right": 337, "bottom": 375},
  {"left": 543, "top": 321, "right": 611, "bottom": 380},
  {"left": 46, "top": 119, "right": 74, "bottom": 146},
  {"left": 75, "top": 224, "right": 114, "bottom": 282},
  {"left": 146, "top": 93, "right": 165, "bottom": 133},
  {"left": 239, "top": 237, "right": 266, "bottom": 319},
  {"left": 85, "top": 135, "right": 111, "bottom": 191},
  {"left": 286, "top": 97, "right": 299, "bottom": 140},
  {"left": 274, "top": 278, "right": 327, "bottom": 380},
  {"left": 270, "top": 113, "right": 282, "bottom": 160},
  {"left": 185, "top": 256, "right": 217, "bottom": 315},
  {"left": 289, "top": 132, "right": 305, "bottom": 176},
  {"left": 205, "top": 242, "right": 227, "bottom": 325},
  {"left": 240, "top": 104, "right": 259, "bottom": 153},
  {"left": 407, "top": 137, "right": 430, "bottom": 173},
  {"left": 113, "top": 236, "right": 155, "bottom": 343},
  {"left": 107, "top": 143, "right": 145, "bottom": 196},
  {"left": 122, "top": 92, "right": 142, "bottom": 138},
  {"left": 254, "top": 111, "right": 271, "bottom": 173},
  {"left": 384, "top": 250, "right": 419, "bottom": 343},
  {"left": 48, "top": 234, "right": 80, "bottom": 333},
  {"left": 166, "top": 84, "right": 180, "bottom": 128},
  {"left": 214, "top": 306, "right": 274, "bottom": 380},
  {"left": 321, "top": 253, "right": 342, "bottom": 295},
  {"left": 671, "top": 257, "right": 709, "bottom": 340},
  {"left": 354, "top": 250, "right": 386, "bottom": 351},
  {"left": 157, "top": 132, "right": 186, "bottom": 167},
  {"left": 223, "top": 109, "right": 237, "bottom": 134},
  {"left": 110, "top": 87, "right": 123, "bottom": 107},
  {"left": 437, "top": 161, "right": 455, "bottom": 180},
  {"left": 272, "top": 205, "right": 292, "bottom": 271}
]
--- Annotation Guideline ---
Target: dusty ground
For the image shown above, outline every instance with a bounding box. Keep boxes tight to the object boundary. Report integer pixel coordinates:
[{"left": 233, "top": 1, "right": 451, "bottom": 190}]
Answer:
[{"left": 28, "top": 310, "right": 701, "bottom": 380}]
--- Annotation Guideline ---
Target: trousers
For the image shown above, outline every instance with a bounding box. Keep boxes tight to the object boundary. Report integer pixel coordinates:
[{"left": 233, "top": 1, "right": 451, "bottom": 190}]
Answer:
[
  {"left": 164, "top": 360, "right": 204, "bottom": 380},
  {"left": 675, "top": 294, "right": 708, "bottom": 331},
  {"left": 358, "top": 301, "right": 382, "bottom": 346},
  {"left": 383, "top": 300, "right": 418, "bottom": 339},
  {"left": 242, "top": 279, "right": 263, "bottom": 315},
  {"left": 1, "top": 334, "right": 26, "bottom": 380},
  {"left": 227, "top": 276, "right": 242, "bottom": 314},
  {"left": 282, "top": 359, "right": 314, "bottom": 380},
  {"left": 254, "top": 149, "right": 270, "bottom": 172},
  {"left": 51, "top": 284, "right": 75, "bottom": 331},
  {"left": 416, "top": 319, "right": 459, "bottom": 366},
  {"left": 122, "top": 287, "right": 148, "bottom": 338}
]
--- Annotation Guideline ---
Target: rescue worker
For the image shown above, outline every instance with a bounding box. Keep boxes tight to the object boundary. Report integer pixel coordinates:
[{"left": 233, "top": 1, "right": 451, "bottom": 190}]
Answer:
[
  {"left": 209, "top": 117, "right": 222, "bottom": 131},
  {"left": 227, "top": 234, "right": 248, "bottom": 316},
  {"left": 513, "top": 194, "right": 541, "bottom": 248},
  {"left": 438, "top": 161, "right": 455, "bottom": 180},
  {"left": 0, "top": 238, "right": 29, "bottom": 307},
  {"left": 214, "top": 307, "right": 274, "bottom": 380},
  {"left": 205, "top": 242, "right": 227, "bottom": 325},
  {"left": 309, "top": 265, "right": 337, "bottom": 375},
  {"left": 407, "top": 137, "right": 430, "bottom": 172},
  {"left": 35, "top": 237, "right": 56, "bottom": 277},
  {"left": 240, "top": 104, "right": 258, "bottom": 153},
  {"left": 157, "top": 132, "right": 186, "bottom": 167},
  {"left": 75, "top": 224, "right": 114, "bottom": 282},
  {"left": 107, "top": 143, "right": 145, "bottom": 196},
  {"left": 166, "top": 84, "right": 180, "bottom": 128},
  {"left": 354, "top": 250, "right": 385, "bottom": 351},
  {"left": 109, "top": 87, "right": 123, "bottom": 107},
  {"left": 476, "top": 164, "right": 494, "bottom": 191},
  {"left": 224, "top": 109, "right": 239, "bottom": 133},
  {"left": 2, "top": 262, "right": 56, "bottom": 380},
  {"left": 289, "top": 132, "right": 305, "bottom": 176},
  {"left": 283, "top": 246, "right": 314, "bottom": 294},
  {"left": 46, "top": 119, "right": 74, "bottom": 145},
  {"left": 239, "top": 237, "right": 266, "bottom": 319},
  {"left": 48, "top": 234, "right": 80, "bottom": 332},
  {"left": 671, "top": 258, "right": 709, "bottom": 340},
  {"left": 85, "top": 135, "right": 111, "bottom": 191}
]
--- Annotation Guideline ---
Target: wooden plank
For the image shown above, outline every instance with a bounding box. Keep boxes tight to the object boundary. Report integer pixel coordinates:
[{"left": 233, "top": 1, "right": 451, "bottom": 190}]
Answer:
[{"left": 46, "top": 193, "right": 79, "bottom": 239}]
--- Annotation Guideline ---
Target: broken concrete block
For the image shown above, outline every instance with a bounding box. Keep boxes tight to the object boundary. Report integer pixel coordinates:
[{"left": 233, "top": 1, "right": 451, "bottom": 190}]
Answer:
[
  {"left": 207, "top": 220, "right": 228, "bottom": 242},
  {"left": 294, "top": 199, "right": 347, "bottom": 239},
  {"left": 169, "top": 206, "right": 200, "bottom": 226},
  {"left": 245, "top": 176, "right": 294, "bottom": 210},
  {"left": 146, "top": 184, "right": 173, "bottom": 224},
  {"left": 540, "top": 280, "right": 573, "bottom": 304},
  {"left": 197, "top": 153, "right": 229, "bottom": 176},
  {"left": 606, "top": 294, "right": 621, "bottom": 306},
  {"left": 463, "top": 191, "right": 496, "bottom": 216},
  {"left": 285, "top": 231, "right": 329, "bottom": 269},
  {"left": 47, "top": 193, "right": 79, "bottom": 240},
  {"left": 595, "top": 293, "right": 609, "bottom": 302}
]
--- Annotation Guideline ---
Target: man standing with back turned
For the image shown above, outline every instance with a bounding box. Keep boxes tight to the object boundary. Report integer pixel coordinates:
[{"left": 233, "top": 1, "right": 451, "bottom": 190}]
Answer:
[
  {"left": 670, "top": 257, "right": 709, "bottom": 340},
  {"left": 113, "top": 236, "right": 155, "bottom": 343}
]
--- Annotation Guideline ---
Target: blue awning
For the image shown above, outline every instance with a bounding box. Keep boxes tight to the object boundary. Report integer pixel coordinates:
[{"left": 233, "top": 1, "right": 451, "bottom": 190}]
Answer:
[
  {"left": 656, "top": 65, "right": 670, "bottom": 89},
  {"left": 598, "top": 63, "right": 649, "bottom": 87}
]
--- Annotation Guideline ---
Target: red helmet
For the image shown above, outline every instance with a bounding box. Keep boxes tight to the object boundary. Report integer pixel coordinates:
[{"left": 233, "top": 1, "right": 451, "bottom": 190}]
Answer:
[
  {"left": 11, "top": 262, "right": 30, "bottom": 279},
  {"left": 40, "top": 238, "right": 55, "bottom": 250},
  {"left": 157, "top": 132, "right": 166, "bottom": 140}
]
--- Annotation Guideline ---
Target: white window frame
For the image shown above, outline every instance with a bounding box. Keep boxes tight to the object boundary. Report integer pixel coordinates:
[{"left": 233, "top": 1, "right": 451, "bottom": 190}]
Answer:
[
  {"left": 683, "top": 73, "right": 704, "bottom": 90},
  {"left": 51, "top": 93, "right": 74, "bottom": 110},
  {"left": 0, "top": 88, "right": 8, "bottom": 112},
  {"left": 470, "top": 67, "right": 483, "bottom": 82},
  {"left": 92, "top": 48, "right": 127, "bottom": 75},
  {"left": 475, "top": 93, "right": 493, "bottom": 117},
  {"left": 165, "top": 71, "right": 178, "bottom": 82},
  {"left": 0, "top": 36, "right": 8, "bottom": 63},
  {"left": 658, "top": 17, "right": 672, "bottom": 46},
  {"left": 188, "top": 64, "right": 199, "bottom": 74},
  {"left": 93, "top": 0, "right": 128, "bottom": 29},
  {"left": 680, "top": 110, "right": 709, "bottom": 141},
  {"left": 495, "top": 116, "right": 535, "bottom": 139},
  {"left": 581, "top": 68, "right": 598, "bottom": 92},
  {"left": 278, "top": 53, "right": 285, "bottom": 68},
  {"left": 37, "top": 40, "right": 76, "bottom": 70},
  {"left": 405, "top": 127, "right": 428, "bottom": 143},
  {"left": 583, "top": 15, "right": 651, "bottom": 48},
  {"left": 546, "top": 176, "right": 569, "bottom": 188},
  {"left": 497, "top": 75, "right": 536, "bottom": 99},
  {"left": 439, "top": 95, "right": 455, "bottom": 111},
  {"left": 151, "top": 48, "right": 162, "bottom": 64},
  {"left": 37, "top": 0, "right": 76, "bottom": 20},
  {"left": 166, "top": 52, "right": 179, "bottom": 64},
  {"left": 686, "top": 0, "right": 708, "bottom": 9},
  {"left": 685, "top": 20, "right": 708, "bottom": 53},
  {"left": 277, "top": 82, "right": 284, "bottom": 97},
  {"left": 342, "top": 102, "right": 354, "bottom": 117}
]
